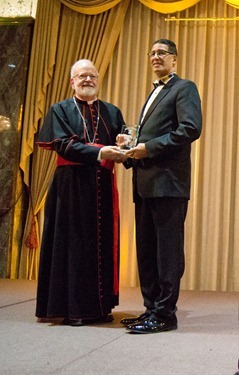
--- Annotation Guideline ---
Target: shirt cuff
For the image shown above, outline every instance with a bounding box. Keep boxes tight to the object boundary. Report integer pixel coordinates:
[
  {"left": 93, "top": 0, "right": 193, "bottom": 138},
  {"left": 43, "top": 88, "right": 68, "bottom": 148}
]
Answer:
[{"left": 97, "top": 149, "right": 102, "bottom": 161}]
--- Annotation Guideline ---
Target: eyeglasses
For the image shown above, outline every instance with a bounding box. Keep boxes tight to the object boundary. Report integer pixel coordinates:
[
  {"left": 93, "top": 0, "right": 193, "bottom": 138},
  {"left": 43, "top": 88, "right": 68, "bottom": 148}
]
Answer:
[
  {"left": 147, "top": 50, "right": 174, "bottom": 58},
  {"left": 72, "top": 74, "right": 99, "bottom": 80}
]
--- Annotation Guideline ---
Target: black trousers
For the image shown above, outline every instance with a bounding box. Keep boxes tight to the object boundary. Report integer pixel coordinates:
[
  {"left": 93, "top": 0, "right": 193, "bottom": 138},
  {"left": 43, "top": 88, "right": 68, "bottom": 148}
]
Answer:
[{"left": 135, "top": 196, "right": 188, "bottom": 321}]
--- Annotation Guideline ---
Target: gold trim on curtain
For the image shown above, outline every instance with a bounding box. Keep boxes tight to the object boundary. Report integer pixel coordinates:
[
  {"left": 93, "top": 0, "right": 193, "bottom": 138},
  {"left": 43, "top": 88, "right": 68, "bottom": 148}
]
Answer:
[
  {"left": 225, "top": 0, "right": 239, "bottom": 9},
  {"left": 138, "top": 0, "right": 201, "bottom": 13},
  {"left": 59, "top": 0, "right": 122, "bottom": 14}
]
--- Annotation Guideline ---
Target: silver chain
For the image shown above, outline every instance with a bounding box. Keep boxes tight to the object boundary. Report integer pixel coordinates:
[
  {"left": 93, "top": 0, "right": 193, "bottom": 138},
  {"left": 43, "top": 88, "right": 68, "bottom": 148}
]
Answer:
[{"left": 73, "top": 96, "right": 100, "bottom": 145}]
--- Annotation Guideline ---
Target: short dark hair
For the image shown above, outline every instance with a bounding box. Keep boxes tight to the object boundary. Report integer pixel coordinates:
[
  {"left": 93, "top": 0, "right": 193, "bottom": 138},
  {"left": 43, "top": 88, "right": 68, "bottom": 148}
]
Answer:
[{"left": 152, "top": 39, "right": 178, "bottom": 56}]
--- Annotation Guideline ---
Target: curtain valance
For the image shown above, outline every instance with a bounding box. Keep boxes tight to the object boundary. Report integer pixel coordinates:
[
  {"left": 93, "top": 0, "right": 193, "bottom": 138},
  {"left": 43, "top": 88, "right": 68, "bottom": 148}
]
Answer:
[
  {"left": 60, "top": 0, "right": 239, "bottom": 14},
  {"left": 60, "top": 0, "right": 202, "bottom": 13},
  {"left": 138, "top": 0, "right": 201, "bottom": 13},
  {"left": 225, "top": 0, "right": 239, "bottom": 9},
  {"left": 60, "top": 0, "right": 121, "bottom": 14}
]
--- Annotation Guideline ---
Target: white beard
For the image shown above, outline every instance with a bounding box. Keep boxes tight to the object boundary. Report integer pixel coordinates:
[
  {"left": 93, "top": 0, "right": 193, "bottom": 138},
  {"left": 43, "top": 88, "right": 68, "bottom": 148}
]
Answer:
[{"left": 77, "top": 86, "right": 97, "bottom": 100}]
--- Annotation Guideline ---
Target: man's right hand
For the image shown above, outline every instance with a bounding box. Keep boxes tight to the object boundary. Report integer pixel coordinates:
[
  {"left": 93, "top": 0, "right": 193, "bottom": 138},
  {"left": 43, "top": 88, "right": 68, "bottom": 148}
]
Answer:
[{"left": 100, "top": 146, "right": 127, "bottom": 163}]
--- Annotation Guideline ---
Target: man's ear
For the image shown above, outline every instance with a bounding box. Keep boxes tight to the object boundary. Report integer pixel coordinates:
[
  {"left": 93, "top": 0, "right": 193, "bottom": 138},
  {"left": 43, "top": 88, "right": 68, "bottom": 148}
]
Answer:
[
  {"left": 172, "top": 56, "right": 177, "bottom": 66},
  {"left": 70, "top": 78, "right": 75, "bottom": 89}
]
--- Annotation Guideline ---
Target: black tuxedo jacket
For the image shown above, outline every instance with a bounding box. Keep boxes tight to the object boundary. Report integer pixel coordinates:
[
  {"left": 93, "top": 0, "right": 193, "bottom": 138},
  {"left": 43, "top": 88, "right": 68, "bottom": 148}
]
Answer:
[{"left": 131, "top": 74, "right": 202, "bottom": 200}]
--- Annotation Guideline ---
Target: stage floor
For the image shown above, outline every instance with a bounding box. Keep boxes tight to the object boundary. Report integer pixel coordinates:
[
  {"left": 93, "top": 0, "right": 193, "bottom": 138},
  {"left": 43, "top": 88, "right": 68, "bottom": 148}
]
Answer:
[{"left": 0, "top": 279, "right": 238, "bottom": 375}]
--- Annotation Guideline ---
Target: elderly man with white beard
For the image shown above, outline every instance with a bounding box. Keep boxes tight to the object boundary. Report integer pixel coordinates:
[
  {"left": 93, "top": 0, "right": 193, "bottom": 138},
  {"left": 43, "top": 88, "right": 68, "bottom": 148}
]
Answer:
[{"left": 36, "top": 59, "right": 126, "bottom": 326}]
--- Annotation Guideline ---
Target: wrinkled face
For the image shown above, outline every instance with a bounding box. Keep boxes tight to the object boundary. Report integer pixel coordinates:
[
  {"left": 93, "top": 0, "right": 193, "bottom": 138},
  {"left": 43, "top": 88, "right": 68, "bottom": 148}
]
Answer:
[
  {"left": 71, "top": 61, "right": 99, "bottom": 101},
  {"left": 149, "top": 43, "right": 177, "bottom": 78}
]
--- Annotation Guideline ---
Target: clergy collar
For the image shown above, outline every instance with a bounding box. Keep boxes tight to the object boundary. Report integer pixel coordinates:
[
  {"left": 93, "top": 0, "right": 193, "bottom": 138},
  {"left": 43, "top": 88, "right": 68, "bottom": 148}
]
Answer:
[{"left": 74, "top": 95, "right": 98, "bottom": 105}]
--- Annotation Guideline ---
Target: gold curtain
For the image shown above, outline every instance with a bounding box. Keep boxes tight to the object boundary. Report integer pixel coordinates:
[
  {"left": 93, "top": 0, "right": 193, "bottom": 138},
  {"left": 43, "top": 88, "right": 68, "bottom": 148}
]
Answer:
[
  {"left": 59, "top": 0, "right": 239, "bottom": 14},
  {"left": 17, "top": 0, "right": 239, "bottom": 291},
  {"left": 18, "top": 0, "right": 62, "bottom": 278},
  {"left": 60, "top": 0, "right": 122, "bottom": 14},
  {"left": 225, "top": 0, "right": 239, "bottom": 9},
  {"left": 138, "top": 0, "right": 202, "bottom": 13}
]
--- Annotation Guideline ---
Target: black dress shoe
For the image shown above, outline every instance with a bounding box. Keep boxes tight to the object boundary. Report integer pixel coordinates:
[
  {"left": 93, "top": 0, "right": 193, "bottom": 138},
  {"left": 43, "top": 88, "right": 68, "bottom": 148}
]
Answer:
[
  {"left": 63, "top": 318, "right": 84, "bottom": 326},
  {"left": 120, "top": 312, "right": 150, "bottom": 325},
  {"left": 126, "top": 314, "right": 177, "bottom": 334},
  {"left": 99, "top": 314, "right": 114, "bottom": 323},
  {"left": 63, "top": 314, "right": 114, "bottom": 326}
]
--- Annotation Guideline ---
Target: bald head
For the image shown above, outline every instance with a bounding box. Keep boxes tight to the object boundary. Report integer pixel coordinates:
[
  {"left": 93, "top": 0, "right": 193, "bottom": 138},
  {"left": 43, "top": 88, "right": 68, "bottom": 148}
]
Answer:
[{"left": 70, "top": 59, "right": 98, "bottom": 78}]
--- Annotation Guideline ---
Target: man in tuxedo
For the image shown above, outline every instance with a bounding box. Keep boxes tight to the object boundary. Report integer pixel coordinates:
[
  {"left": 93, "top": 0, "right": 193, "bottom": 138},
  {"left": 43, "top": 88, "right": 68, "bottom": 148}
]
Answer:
[{"left": 120, "top": 39, "right": 202, "bottom": 333}]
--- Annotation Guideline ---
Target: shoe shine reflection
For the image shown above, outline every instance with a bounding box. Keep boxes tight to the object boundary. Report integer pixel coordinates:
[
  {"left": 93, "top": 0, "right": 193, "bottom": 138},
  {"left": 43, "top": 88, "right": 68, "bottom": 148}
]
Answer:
[{"left": 125, "top": 314, "right": 178, "bottom": 334}]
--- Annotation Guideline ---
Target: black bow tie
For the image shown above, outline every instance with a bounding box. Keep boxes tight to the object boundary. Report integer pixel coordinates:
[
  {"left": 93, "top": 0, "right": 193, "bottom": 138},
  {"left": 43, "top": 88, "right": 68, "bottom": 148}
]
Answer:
[
  {"left": 153, "top": 73, "right": 175, "bottom": 89},
  {"left": 153, "top": 80, "right": 165, "bottom": 89}
]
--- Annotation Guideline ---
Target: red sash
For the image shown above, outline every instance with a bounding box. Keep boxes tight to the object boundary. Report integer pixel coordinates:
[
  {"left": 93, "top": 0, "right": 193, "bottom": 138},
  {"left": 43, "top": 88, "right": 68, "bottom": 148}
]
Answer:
[
  {"left": 57, "top": 143, "right": 114, "bottom": 170},
  {"left": 57, "top": 155, "right": 81, "bottom": 166}
]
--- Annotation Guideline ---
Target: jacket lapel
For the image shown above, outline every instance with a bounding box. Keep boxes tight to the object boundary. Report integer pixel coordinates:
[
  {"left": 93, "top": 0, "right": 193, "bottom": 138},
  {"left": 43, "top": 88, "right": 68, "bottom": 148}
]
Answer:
[{"left": 139, "top": 75, "right": 179, "bottom": 127}]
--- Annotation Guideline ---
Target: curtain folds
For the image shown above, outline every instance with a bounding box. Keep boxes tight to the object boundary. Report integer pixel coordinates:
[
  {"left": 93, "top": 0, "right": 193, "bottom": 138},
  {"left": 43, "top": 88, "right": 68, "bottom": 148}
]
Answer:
[
  {"left": 60, "top": 0, "right": 122, "bottom": 14},
  {"left": 18, "top": 0, "right": 62, "bottom": 279},
  {"left": 138, "top": 0, "right": 202, "bottom": 13},
  {"left": 17, "top": 0, "right": 239, "bottom": 291},
  {"left": 60, "top": 0, "right": 203, "bottom": 14},
  {"left": 19, "top": 0, "right": 62, "bottom": 185}
]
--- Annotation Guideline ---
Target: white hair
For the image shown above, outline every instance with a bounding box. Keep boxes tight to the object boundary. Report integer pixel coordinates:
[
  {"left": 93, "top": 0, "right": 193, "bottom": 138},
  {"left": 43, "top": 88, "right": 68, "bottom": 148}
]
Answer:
[{"left": 70, "top": 59, "right": 98, "bottom": 78}]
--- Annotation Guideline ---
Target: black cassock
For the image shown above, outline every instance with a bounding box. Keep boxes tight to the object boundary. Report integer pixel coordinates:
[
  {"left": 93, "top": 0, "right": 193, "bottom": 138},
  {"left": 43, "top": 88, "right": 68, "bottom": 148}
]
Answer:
[{"left": 36, "top": 97, "right": 124, "bottom": 320}]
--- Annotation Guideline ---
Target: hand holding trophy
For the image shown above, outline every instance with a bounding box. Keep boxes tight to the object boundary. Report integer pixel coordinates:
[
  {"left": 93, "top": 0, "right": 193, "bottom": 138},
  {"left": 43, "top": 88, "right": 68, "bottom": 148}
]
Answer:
[{"left": 116, "top": 125, "right": 138, "bottom": 151}]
